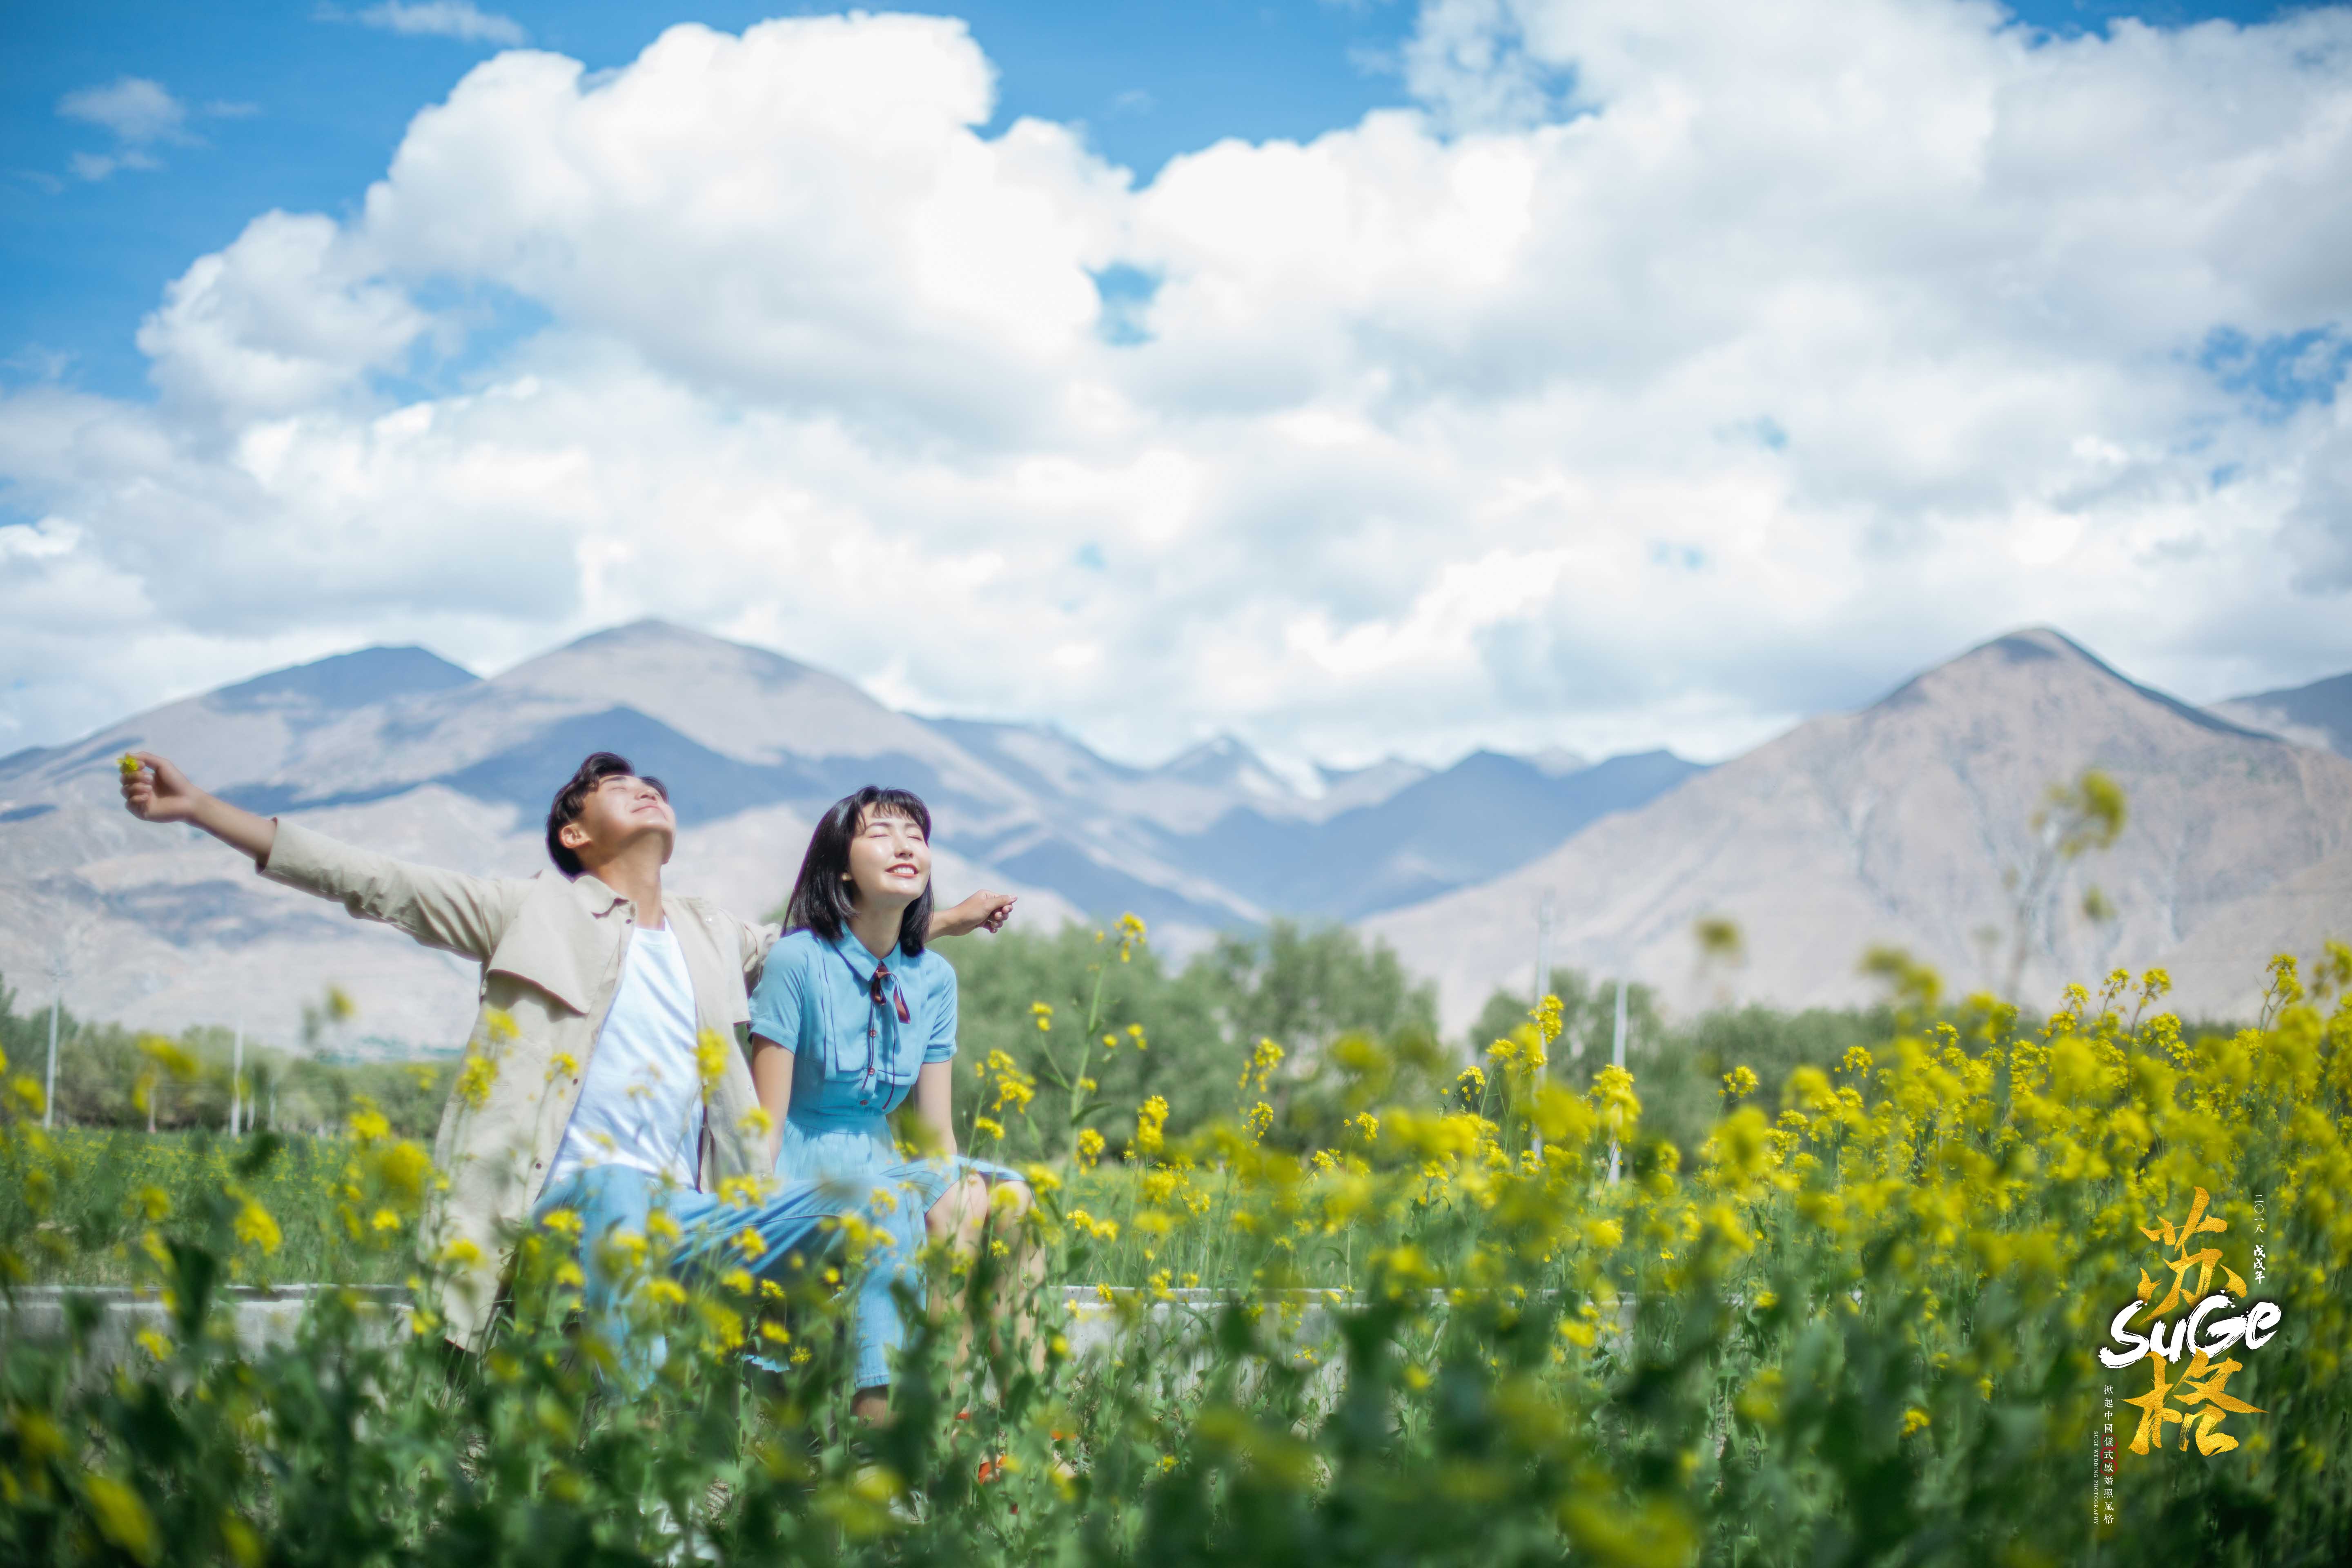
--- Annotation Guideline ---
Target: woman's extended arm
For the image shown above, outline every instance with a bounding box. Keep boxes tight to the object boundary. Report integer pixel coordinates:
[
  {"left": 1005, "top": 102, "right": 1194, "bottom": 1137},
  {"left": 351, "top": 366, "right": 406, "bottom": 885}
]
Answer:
[
  {"left": 912, "top": 1060, "right": 959, "bottom": 1161},
  {"left": 749, "top": 1036, "right": 793, "bottom": 1168},
  {"left": 928, "top": 890, "right": 1016, "bottom": 940}
]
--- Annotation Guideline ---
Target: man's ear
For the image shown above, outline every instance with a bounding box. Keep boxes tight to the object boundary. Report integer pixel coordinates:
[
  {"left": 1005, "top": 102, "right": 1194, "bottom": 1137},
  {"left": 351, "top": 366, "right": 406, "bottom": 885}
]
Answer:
[{"left": 560, "top": 820, "right": 593, "bottom": 852}]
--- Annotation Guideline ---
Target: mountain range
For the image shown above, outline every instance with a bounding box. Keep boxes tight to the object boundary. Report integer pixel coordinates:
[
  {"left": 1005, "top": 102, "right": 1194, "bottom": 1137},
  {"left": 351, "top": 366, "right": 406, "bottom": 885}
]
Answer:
[
  {"left": 6, "top": 619, "right": 2348, "bottom": 1052},
  {"left": 0, "top": 620, "right": 1700, "bottom": 1049},
  {"left": 1368, "top": 629, "right": 2352, "bottom": 1031}
]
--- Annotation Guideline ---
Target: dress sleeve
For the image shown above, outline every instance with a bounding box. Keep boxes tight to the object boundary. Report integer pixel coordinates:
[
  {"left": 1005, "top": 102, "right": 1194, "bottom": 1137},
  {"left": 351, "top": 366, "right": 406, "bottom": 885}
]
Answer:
[
  {"left": 922, "top": 956, "right": 959, "bottom": 1064},
  {"left": 748, "top": 937, "right": 808, "bottom": 1054}
]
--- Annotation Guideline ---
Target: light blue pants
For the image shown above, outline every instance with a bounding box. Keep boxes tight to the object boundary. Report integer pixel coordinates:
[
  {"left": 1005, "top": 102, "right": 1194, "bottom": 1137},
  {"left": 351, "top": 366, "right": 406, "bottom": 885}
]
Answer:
[
  {"left": 767, "top": 1117, "right": 1030, "bottom": 1389},
  {"left": 532, "top": 1165, "right": 915, "bottom": 1390}
]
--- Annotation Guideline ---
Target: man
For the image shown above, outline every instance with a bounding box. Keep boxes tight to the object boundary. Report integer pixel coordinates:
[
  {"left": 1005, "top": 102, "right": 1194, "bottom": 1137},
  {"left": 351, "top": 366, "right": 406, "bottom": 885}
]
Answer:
[{"left": 117, "top": 748, "right": 1012, "bottom": 1388}]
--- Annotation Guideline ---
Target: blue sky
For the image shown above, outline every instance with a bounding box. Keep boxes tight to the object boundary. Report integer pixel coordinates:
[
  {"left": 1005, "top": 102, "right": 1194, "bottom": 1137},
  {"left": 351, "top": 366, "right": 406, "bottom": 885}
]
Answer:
[
  {"left": 0, "top": 1, "right": 2305, "bottom": 401},
  {"left": 2, "top": 0, "right": 2348, "bottom": 771}
]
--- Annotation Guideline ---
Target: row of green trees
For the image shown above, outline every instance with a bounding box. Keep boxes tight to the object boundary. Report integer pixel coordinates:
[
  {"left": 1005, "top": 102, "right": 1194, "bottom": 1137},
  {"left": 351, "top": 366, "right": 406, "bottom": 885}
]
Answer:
[
  {"left": 937, "top": 918, "right": 1939, "bottom": 1168},
  {"left": 0, "top": 975, "right": 452, "bottom": 1140}
]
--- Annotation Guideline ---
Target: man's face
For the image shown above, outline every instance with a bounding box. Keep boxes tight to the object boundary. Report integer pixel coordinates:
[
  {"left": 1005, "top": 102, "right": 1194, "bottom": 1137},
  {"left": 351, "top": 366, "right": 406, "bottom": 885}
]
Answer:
[{"left": 562, "top": 773, "right": 675, "bottom": 868}]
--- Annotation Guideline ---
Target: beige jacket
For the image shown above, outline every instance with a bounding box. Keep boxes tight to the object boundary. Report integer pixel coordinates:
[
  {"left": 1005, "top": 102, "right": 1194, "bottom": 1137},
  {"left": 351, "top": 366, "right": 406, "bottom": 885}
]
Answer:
[{"left": 259, "top": 820, "right": 777, "bottom": 1351}]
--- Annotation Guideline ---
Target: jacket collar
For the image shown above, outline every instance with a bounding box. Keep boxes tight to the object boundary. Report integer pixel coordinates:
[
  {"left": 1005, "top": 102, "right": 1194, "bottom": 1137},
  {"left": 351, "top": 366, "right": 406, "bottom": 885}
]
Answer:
[
  {"left": 483, "top": 870, "right": 637, "bottom": 1014},
  {"left": 568, "top": 871, "right": 631, "bottom": 919}
]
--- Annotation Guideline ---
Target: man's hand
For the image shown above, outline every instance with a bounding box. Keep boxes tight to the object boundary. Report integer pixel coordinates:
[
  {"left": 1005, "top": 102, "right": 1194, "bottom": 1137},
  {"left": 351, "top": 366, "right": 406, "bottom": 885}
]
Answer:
[
  {"left": 118, "top": 752, "right": 277, "bottom": 862},
  {"left": 930, "top": 889, "right": 1016, "bottom": 939},
  {"left": 119, "top": 752, "right": 204, "bottom": 823}
]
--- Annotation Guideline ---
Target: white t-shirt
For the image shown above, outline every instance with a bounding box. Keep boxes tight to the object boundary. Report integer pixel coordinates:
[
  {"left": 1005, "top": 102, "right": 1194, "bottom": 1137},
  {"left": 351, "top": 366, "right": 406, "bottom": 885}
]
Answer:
[{"left": 545, "top": 924, "right": 704, "bottom": 1191}]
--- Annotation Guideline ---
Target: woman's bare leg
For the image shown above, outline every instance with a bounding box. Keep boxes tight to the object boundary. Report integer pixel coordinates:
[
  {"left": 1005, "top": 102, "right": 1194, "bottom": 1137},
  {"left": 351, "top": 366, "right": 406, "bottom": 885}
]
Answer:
[
  {"left": 979, "top": 1181, "right": 1046, "bottom": 1374},
  {"left": 925, "top": 1174, "right": 990, "bottom": 1372}
]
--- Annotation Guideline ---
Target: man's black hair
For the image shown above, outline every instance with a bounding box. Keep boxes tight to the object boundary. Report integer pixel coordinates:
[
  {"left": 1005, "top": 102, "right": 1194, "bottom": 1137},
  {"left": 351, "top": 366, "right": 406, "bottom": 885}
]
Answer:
[
  {"left": 545, "top": 752, "right": 668, "bottom": 878},
  {"left": 782, "top": 786, "right": 934, "bottom": 956}
]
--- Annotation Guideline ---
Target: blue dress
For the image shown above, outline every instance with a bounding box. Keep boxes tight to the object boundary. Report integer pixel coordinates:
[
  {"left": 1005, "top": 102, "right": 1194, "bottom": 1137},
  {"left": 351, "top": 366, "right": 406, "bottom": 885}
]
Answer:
[{"left": 748, "top": 927, "right": 1026, "bottom": 1363}]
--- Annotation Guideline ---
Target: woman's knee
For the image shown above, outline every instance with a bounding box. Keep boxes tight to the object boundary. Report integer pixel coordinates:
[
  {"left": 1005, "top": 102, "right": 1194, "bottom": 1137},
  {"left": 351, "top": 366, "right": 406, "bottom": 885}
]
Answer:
[
  {"left": 927, "top": 1173, "right": 989, "bottom": 1238},
  {"left": 954, "top": 1173, "right": 990, "bottom": 1228}
]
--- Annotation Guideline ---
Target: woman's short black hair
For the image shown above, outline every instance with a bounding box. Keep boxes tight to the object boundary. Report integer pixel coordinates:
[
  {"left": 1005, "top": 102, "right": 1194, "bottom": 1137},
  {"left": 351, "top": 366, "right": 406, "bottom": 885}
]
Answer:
[
  {"left": 783, "top": 786, "right": 934, "bottom": 956},
  {"left": 546, "top": 752, "right": 667, "bottom": 878}
]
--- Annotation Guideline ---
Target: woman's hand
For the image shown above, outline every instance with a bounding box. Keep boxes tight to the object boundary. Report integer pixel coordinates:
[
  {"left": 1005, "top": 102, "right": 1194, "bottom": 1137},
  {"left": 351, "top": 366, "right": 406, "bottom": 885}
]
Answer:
[{"left": 929, "top": 889, "right": 1015, "bottom": 939}]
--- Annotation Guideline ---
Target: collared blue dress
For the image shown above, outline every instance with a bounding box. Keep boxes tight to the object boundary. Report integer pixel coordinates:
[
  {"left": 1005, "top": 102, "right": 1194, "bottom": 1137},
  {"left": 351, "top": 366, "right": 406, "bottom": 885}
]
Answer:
[{"left": 748, "top": 927, "right": 1025, "bottom": 1382}]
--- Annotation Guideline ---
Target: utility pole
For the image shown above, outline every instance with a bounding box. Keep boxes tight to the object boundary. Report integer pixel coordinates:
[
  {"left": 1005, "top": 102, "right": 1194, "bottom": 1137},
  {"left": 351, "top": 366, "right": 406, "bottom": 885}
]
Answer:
[
  {"left": 43, "top": 953, "right": 63, "bottom": 1131},
  {"left": 1532, "top": 891, "right": 1555, "bottom": 1011},
  {"left": 230, "top": 995, "right": 245, "bottom": 1138},
  {"left": 1607, "top": 973, "right": 1627, "bottom": 1185}
]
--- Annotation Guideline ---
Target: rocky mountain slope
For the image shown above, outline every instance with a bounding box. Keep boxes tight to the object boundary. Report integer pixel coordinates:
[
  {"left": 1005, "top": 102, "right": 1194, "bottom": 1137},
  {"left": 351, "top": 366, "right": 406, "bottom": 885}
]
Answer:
[
  {"left": 2212, "top": 671, "right": 2352, "bottom": 760},
  {"left": 1366, "top": 630, "right": 2352, "bottom": 1032}
]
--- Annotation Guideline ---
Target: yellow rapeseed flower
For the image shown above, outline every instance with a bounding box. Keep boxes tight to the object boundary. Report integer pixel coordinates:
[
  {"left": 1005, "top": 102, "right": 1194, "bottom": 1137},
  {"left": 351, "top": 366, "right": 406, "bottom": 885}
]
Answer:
[
  {"left": 454, "top": 1052, "right": 498, "bottom": 1110},
  {"left": 233, "top": 1197, "right": 282, "bottom": 1255},
  {"left": 694, "top": 1029, "right": 730, "bottom": 1091},
  {"left": 83, "top": 1475, "right": 158, "bottom": 1565},
  {"left": 1135, "top": 1096, "right": 1169, "bottom": 1158}
]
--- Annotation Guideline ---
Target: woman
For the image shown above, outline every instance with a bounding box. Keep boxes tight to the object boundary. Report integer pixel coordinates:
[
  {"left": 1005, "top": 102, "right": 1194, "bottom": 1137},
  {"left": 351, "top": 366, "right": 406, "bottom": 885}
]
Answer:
[{"left": 749, "top": 785, "right": 1037, "bottom": 1421}]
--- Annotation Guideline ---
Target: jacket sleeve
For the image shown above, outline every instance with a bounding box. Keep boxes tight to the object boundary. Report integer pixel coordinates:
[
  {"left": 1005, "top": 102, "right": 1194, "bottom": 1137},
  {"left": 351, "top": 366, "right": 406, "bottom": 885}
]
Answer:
[{"left": 257, "top": 820, "right": 524, "bottom": 961}]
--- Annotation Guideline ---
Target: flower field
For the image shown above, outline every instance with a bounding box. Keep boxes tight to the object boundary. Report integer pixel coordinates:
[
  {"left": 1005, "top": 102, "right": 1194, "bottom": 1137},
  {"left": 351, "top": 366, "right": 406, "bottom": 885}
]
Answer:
[{"left": 2, "top": 953, "right": 2349, "bottom": 1566}]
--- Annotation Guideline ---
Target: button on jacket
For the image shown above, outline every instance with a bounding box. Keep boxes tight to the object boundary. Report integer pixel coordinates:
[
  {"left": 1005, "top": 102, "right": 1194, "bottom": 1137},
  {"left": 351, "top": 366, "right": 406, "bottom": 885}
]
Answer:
[{"left": 257, "top": 820, "right": 777, "bottom": 1352}]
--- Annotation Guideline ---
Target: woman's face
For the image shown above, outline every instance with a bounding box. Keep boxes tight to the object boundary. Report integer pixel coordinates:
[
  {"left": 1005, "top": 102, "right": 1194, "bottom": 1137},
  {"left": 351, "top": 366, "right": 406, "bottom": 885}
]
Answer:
[{"left": 844, "top": 806, "right": 931, "bottom": 913}]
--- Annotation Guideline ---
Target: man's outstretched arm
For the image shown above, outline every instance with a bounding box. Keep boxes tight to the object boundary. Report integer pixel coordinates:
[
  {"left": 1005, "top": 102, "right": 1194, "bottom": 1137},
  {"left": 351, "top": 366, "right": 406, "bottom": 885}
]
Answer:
[
  {"left": 120, "top": 751, "right": 519, "bottom": 961},
  {"left": 120, "top": 751, "right": 278, "bottom": 861}
]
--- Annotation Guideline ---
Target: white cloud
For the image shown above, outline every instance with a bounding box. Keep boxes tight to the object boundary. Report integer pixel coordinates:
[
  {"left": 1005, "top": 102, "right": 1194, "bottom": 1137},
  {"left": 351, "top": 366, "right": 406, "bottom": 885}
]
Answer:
[
  {"left": 53, "top": 77, "right": 251, "bottom": 182},
  {"left": 134, "top": 211, "right": 431, "bottom": 419},
  {"left": 0, "top": 517, "right": 83, "bottom": 562},
  {"left": 353, "top": 2, "right": 528, "bottom": 47},
  {"left": 57, "top": 76, "right": 190, "bottom": 180},
  {"left": 7, "top": 2, "right": 2352, "bottom": 771},
  {"left": 71, "top": 147, "right": 172, "bottom": 183},
  {"left": 58, "top": 77, "right": 189, "bottom": 144}
]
